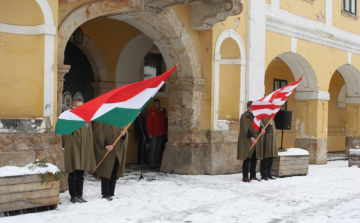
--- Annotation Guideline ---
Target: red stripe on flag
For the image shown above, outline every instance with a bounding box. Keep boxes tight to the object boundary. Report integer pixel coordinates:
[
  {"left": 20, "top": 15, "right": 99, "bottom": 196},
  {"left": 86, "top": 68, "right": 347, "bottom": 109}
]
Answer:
[{"left": 70, "top": 65, "right": 177, "bottom": 123}]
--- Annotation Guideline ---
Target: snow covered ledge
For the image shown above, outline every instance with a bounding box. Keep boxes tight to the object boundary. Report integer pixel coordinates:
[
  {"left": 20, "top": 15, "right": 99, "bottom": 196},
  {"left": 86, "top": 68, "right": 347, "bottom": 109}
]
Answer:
[
  {"left": 0, "top": 163, "right": 61, "bottom": 213},
  {"left": 271, "top": 148, "right": 310, "bottom": 177}
]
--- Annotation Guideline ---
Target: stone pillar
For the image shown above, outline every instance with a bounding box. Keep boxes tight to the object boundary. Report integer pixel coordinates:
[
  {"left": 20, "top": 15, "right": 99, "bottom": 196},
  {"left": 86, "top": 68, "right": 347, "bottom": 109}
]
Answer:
[
  {"left": 295, "top": 99, "right": 328, "bottom": 164},
  {"left": 159, "top": 76, "right": 243, "bottom": 175},
  {"left": 57, "top": 64, "right": 70, "bottom": 117},
  {"left": 91, "top": 82, "right": 114, "bottom": 97},
  {"left": 346, "top": 103, "right": 360, "bottom": 153}
]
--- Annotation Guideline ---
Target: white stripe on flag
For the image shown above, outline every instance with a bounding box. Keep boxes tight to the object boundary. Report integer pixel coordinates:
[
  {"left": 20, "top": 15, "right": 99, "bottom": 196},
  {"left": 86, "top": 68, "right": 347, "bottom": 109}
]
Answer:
[
  {"left": 58, "top": 109, "right": 85, "bottom": 121},
  {"left": 91, "top": 82, "right": 164, "bottom": 120}
]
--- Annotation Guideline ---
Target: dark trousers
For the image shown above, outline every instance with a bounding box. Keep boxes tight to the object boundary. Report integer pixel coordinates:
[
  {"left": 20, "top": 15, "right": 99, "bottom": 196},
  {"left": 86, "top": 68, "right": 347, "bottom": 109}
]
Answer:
[
  {"left": 137, "top": 138, "right": 147, "bottom": 164},
  {"left": 242, "top": 150, "right": 257, "bottom": 179},
  {"left": 260, "top": 157, "right": 274, "bottom": 178},
  {"left": 68, "top": 170, "right": 85, "bottom": 198},
  {"left": 101, "top": 158, "right": 119, "bottom": 197}
]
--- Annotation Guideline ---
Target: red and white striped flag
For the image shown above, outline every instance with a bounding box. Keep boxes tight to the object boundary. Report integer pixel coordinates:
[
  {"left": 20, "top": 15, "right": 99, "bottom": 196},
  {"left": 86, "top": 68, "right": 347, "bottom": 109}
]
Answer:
[{"left": 251, "top": 76, "right": 303, "bottom": 130}]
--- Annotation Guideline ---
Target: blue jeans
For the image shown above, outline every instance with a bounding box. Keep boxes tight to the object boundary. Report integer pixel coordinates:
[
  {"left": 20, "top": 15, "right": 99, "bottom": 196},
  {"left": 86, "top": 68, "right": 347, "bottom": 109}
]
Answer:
[{"left": 149, "top": 136, "right": 163, "bottom": 167}]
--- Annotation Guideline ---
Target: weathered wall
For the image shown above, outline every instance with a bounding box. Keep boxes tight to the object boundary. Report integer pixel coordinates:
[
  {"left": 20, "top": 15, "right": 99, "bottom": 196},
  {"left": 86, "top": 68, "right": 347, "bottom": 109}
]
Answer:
[{"left": 280, "top": 0, "right": 326, "bottom": 23}]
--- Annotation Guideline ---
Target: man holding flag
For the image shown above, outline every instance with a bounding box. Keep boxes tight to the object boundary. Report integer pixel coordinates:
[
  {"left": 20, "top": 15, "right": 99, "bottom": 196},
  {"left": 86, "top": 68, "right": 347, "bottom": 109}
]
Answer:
[
  {"left": 237, "top": 75, "right": 304, "bottom": 180},
  {"left": 237, "top": 101, "right": 265, "bottom": 182}
]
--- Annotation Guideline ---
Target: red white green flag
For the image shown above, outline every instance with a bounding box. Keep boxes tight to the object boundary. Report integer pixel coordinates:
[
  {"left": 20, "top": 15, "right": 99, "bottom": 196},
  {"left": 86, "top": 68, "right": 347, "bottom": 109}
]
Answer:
[{"left": 55, "top": 65, "right": 178, "bottom": 135}]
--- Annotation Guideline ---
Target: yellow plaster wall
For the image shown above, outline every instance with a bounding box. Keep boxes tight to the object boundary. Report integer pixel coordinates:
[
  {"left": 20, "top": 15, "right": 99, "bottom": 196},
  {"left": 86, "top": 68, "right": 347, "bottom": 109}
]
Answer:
[
  {"left": 266, "top": 0, "right": 271, "bottom": 5},
  {"left": 332, "top": 0, "right": 360, "bottom": 35},
  {"left": 265, "top": 59, "right": 296, "bottom": 149},
  {"left": 296, "top": 100, "right": 328, "bottom": 139},
  {"left": 219, "top": 65, "right": 240, "bottom": 120},
  {"left": 328, "top": 71, "right": 346, "bottom": 152},
  {"left": 0, "top": 33, "right": 45, "bottom": 118},
  {"left": 207, "top": 0, "right": 248, "bottom": 130},
  {"left": 0, "top": 0, "right": 45, "bottom": 26},
  {"left": 218, "top": 38, "right": 241, "bottom": 120},
  {"left": 346, "top": 104, "right": 360, "bottom": 137},
  {"left": 265, "top": 31, "right": 291, "bottom": 69},
  {"left": 280, "top": 0, "right": 326, "bottom": 22},
  {"left": 296, "top": 39, "right": 348, "bottom": 92}
]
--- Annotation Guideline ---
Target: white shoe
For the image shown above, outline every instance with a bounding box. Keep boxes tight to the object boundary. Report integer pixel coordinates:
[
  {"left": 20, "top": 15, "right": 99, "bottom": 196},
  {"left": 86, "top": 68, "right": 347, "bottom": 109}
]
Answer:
[{"left": 110, "top": 196, "right": 118, "bottom": 200}]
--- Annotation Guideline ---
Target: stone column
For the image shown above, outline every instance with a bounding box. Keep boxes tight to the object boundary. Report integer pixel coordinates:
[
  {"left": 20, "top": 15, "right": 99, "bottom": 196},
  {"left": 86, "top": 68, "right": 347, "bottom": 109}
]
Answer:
[
  {"left": 161, "top": 77, "right": 209, "bottom": 174},
  {"left": 57, "top": 64, "right": 70, "bottom": 117},
  {"left": 345, "top": 103, "right": 360, "bottom": 153},
  {"left": 91, "top": 82, "right": 114, "bottom": 97},
  {"left": 295, "top": 99, "right": 328, "bottom": 164}
]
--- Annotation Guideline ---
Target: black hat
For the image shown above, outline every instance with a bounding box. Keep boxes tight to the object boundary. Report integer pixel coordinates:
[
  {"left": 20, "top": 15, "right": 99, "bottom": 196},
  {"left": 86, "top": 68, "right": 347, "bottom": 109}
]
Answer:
[{"left": 154, "top": 99, "right": 160, "bottom": 104}]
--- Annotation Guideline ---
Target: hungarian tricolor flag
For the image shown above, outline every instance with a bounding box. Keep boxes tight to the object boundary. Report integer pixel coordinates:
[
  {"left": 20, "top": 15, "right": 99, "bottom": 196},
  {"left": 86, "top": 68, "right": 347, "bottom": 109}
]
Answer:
[
  {"left": 55, "top": 65, "right": 178, "bottom": 135},
  {"left": 251, "top": 76, "right": 303, "bottom": 130}
]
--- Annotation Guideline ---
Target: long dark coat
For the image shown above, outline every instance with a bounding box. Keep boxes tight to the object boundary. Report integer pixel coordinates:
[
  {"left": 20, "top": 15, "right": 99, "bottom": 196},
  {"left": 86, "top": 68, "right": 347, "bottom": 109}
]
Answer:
[
  {"left": 262, "top": 118, "right": 279, "bottom": 159},
  {"left": 63, "top": 123, "right": 96, "bottom": 173},
  {"left": 237, "top": 111, "right": 264, "bottom": 160},
  {"left": 93, "top": 122, "right": 129, "bottom": 179}
]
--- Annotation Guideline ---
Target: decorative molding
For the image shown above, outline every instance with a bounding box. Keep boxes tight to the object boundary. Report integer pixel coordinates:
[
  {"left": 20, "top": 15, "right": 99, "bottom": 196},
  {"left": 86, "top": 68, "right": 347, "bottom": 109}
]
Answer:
[
  {"left": 346, "top": 97, "right": 360, "bottom": 104},
  {"left": 0, "top": 23, "right": 56, "bottom": 35},
  {"left": 190, "top": 0, "right": 243, "bottom": 30},
  {"left": 295, "top": 91, "right": 330, "bottom": 101},
  {"left": 337, "top": 65, "right": 360, "bottom": 97},
  {"left": 144, "top": 0, "right": 187, "bottom": 13},
  {"left": 214, "top": 29, "right": 246, "bottom": 131},
  {"left": 265, "top": 4, "right": 360, "bottom": 55}
]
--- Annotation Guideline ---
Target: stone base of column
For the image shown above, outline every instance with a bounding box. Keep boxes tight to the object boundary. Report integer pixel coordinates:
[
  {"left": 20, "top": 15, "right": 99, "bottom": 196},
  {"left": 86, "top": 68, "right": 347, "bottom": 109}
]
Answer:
[
  {"left": 345, "top": 136, "right": 360, "bottom": 154},
  {"left": 295, "top": 138, "right": 327, "bottom": 164},
  {"left": 160, "top": 128, "right": 242, "bottom": 175},
  {"left": 0, "top": 133, "right": 67, "bottom": 191}
]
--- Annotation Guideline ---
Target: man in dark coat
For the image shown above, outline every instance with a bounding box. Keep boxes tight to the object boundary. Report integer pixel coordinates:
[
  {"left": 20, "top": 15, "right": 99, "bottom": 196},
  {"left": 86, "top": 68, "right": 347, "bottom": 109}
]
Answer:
[
  {"left": 260, "top": 118, "right": 278, "bottom": 180},
  {"left": 237, "top": 101, "right": 265, "bottom": 182},
  {"left": 63, "top": 99, "right": 96, "bottom": 203},
  {"left": 93, "top": 122, "right": 128, "bottom": 201},
  {"left": 135, "top": 109, "right": 149, "bottom": 164}
]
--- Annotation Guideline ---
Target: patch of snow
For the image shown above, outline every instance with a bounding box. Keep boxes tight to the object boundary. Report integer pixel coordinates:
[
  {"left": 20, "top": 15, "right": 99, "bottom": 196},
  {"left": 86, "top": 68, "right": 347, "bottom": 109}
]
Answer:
[
  {"left": 0, "top": 163, "right": 60, "bottom": 177},
  {"left": 279, "top": 148, "right": 309, "bottom": 156},
  {"left": 349, "top": 149, "right": 360, "bottom": 156},
  {"left": 1, "top": 161, "right": 360, "bottom": 223}
]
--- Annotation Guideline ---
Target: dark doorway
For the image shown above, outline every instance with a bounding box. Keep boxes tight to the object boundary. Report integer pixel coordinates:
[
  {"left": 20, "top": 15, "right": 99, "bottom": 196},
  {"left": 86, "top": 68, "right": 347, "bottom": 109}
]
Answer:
[{"left": 63, "top": 42, "right": 94, "bottom": 111}]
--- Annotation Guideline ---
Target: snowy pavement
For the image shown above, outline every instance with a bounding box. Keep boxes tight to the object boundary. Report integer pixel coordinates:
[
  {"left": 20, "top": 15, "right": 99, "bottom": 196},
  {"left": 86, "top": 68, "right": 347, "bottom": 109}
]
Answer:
[{"left": 2, "top": 161, "right": 360, "bottom": 223}]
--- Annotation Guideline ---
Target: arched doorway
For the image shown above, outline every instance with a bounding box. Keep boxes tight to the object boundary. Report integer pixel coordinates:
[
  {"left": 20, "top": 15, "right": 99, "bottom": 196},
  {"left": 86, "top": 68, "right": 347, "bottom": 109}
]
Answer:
[
  {"left": 57, "top": 2, "right": 206, "bottom": 174},
  {"left": 63, "top": 41, "right": 94, "bottom": 110}
]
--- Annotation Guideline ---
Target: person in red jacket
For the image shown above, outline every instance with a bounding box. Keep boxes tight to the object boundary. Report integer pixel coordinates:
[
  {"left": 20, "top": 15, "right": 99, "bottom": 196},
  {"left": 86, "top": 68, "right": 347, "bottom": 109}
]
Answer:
[{"left": 146, "top": 99, "right": 167, "bottom": 168}]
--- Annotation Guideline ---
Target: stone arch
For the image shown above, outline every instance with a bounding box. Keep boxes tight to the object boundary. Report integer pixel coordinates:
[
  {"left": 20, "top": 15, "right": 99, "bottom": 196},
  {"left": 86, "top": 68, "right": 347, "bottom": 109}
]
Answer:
[
  {"left": 337, "top": 65, "right": 360, "bottom": 102},
  {"left": 115, "top": 34, "right": 154, "bottom": 86},
  {"left": 69, "top": 33, "right": 109, "bottom": 82},
  {"left": 213, "top": 28, "right": 246, "bottom": 130},
  {"left": 58, "top": 2, "right": 201, "bottom": 79}
]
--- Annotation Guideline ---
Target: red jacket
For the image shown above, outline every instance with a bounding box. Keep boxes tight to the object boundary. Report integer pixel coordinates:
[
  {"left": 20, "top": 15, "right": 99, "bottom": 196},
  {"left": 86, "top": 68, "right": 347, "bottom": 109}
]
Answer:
[{"left": 146, "top": 106, "right": 167, "bottom": 137}]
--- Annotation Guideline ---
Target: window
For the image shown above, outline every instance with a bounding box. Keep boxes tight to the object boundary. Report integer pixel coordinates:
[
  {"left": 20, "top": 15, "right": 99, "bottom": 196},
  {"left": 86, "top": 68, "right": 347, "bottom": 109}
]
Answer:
[
  {"left": 144, "top": 52, "right": 165, "bottom": 92},
  {"left": 344, "top": 0, "right": 357, "bottom": 15},
  {"left": 274, "top": 79, "right": 287, "bottom": 110}
]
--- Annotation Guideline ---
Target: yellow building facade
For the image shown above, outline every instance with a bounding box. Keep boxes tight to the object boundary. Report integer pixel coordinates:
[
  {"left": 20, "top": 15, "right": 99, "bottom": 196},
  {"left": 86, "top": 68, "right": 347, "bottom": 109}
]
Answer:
[{"left": 1, "top": 0, "right": 360, "bottom": 183}]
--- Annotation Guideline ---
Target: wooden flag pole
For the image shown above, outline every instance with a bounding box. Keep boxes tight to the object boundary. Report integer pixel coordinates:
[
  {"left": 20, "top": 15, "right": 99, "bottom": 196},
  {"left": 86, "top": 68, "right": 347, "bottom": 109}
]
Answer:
[
  {"left": 92, "top": 120, "right": 135, "bottom": 174},
  {"left": 238, "top": 116, "right": 275, "bottom": 167}
]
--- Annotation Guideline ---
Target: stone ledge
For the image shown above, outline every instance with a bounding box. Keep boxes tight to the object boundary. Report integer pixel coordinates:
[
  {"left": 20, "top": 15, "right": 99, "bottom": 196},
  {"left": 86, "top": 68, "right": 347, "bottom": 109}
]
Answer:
[{"left": 295, "top": 138, "right": 327, "bottom": 164}]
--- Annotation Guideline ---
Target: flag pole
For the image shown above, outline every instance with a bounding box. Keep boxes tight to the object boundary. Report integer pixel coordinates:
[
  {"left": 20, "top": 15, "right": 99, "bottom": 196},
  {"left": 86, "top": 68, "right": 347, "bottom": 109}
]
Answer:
[
  {"left": 238, "top": 116, "right": 275, "bottom": 167},
  {"left": 92, "top": 115, "right": 138, "bottom": 174}
]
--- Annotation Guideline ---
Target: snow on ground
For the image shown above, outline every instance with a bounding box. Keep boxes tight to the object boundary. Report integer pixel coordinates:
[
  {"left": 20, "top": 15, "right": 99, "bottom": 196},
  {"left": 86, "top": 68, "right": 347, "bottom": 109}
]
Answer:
[{"left": 2, "top": 161, "right": 360, "bottom": 223}]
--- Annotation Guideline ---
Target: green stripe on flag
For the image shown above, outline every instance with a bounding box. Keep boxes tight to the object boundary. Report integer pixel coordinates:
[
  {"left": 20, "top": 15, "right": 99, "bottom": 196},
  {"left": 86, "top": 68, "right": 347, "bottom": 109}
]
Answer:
[
  {"left": 93, "top": 98, "right": 152, "bottom": 128},
  {"left": 55, "top": 119, "right": 87, "bottom": 135}
]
